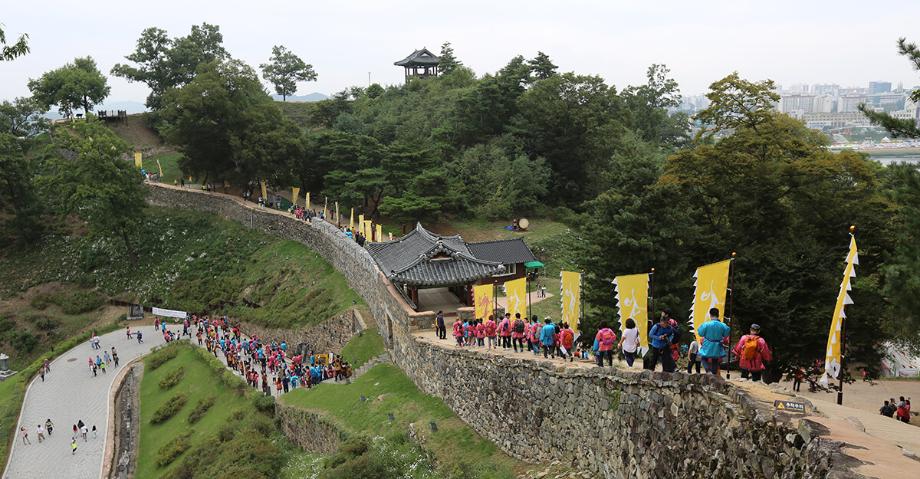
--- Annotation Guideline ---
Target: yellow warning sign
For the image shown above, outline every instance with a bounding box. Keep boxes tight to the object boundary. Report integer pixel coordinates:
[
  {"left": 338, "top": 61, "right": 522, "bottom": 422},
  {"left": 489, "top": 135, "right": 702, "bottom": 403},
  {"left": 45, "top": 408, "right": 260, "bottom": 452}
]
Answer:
[{"left": 773, "top": 400, "right": 806, "bottom": 413}]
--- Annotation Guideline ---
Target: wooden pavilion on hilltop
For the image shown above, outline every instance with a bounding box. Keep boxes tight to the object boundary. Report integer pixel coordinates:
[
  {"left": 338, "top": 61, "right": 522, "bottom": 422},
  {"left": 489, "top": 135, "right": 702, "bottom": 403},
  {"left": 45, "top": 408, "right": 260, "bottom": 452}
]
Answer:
[{"left": 394, "top": 48, "right": 440, "bottom": 81}]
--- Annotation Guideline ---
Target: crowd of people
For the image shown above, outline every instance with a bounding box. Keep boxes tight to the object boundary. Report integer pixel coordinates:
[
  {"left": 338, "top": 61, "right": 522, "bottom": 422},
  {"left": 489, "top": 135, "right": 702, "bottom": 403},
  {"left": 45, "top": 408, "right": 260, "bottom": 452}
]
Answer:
[
  {"left": 879, "top": 396, "right": 913, "bottom": 423},
  {"left": 154, "top": 315, "right": 353, "bottom": 397},
  {"left": 434, "top": 307, "right": 775, "bottom": 382}
]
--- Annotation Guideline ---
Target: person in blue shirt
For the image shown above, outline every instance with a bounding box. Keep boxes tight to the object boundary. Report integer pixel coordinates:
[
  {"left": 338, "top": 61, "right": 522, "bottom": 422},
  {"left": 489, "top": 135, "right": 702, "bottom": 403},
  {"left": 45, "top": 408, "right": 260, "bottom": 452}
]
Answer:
[
  {"left": 647, "top": 312, "right": 677, "bottom": 372},
  {"left": 697, "top": 307, "right": 730, "bottom": 376},
  {"left": 540, "top": 319, "right": 556, "bottom": 359}
]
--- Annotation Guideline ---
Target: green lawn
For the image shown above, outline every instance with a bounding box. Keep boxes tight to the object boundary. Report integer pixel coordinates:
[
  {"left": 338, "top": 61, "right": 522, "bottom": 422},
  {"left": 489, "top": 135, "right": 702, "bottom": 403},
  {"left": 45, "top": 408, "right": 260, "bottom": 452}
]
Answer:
[
  {"left": 281, "top": 364, "right": 523, "bottom": 478},
  {"left": 340, "top": 327, "right": 385, "bottom": 368},
  {"left": 136, "top": 343, "right": 253, "bottom": 478},
  {"left": 148, "top": 152, "right": 184, "bottom": 185}
]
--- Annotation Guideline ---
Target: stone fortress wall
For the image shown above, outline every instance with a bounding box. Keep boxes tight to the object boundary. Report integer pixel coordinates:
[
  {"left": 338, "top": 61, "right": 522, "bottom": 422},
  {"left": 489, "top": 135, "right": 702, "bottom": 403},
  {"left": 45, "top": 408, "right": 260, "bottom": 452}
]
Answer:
[{"left": 146, "top": 184, "right": 861, "bottom": 479}]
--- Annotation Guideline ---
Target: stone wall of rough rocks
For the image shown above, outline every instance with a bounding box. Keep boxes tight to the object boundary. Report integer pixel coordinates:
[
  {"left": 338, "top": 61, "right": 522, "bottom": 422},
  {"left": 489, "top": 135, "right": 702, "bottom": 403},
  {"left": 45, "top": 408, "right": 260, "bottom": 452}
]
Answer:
[
  {"left": 145, "top": 184, "right": 858, "bottom": 479},
  {"left": 275, "top": 402, "right": 346, "bottom": 454}
]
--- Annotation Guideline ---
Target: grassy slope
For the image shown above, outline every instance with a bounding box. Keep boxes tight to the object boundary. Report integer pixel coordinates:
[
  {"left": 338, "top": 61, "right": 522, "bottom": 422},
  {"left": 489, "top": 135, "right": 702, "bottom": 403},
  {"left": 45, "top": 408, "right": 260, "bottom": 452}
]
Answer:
[
  {"left": 147, "top": 151, "right": 184, "bottom": 185},
  {"left": 281, "top": 364, "right": 523, "bottom": 479},
  {"left": 340, "top": 327, "right": 385, "bottom": 368},
  {"left": 136, "top": 345, "right": 251, "bottom": 478},
  {"left": 0, "top": 207, "right": 361, "bottom": 329}
]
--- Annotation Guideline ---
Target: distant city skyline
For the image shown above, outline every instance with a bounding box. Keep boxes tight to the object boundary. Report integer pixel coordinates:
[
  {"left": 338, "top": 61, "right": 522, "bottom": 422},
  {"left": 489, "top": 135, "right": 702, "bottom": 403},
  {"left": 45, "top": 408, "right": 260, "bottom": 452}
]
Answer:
[{"left": 3, "top": 0, "right": 920, "bottom": 106}]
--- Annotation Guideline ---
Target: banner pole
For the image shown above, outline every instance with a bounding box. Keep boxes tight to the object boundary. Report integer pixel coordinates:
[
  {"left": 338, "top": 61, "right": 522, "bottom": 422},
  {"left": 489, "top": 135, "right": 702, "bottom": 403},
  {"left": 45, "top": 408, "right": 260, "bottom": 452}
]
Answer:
[
  {"left": 839, "top": 225, "right": 855, "bottom": 405},
  {"left": 726, "top": 252, "right": 737, "bottom": 380},
  {"left": 648, "top": 268, "right": 655, "bottom": 353}
]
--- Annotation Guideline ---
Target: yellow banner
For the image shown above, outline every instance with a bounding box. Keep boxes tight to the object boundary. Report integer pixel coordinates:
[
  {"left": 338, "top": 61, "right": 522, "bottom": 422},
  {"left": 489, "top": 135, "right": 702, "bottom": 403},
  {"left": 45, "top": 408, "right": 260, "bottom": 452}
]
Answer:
[
  {"left": 690, "top": 259, "right": 732, "bottom": 337},
  {"left": 561, "top": 271, "right": 582, "bottom": 331},
  {"left": 365, "top": 220, "right": 373, "bottom": 241},
  {"left": 349, "top": 208, "right": 354, "bottom": 231},
  {"left": 335, "top": 201, "right": 339, "bottom": 223},
  {"left": 823, "top": 236, "right": 858, "bottom": 381},
  {"left": 376, "top": 224, "right": 383, "bottom": 242},
  {"left": 306, "top": 192, "right": 311, "bottom": 211},
  {"left": 260, "top": 180, "right": 267, "bottom": 200},
  {"left": 156, "top": 159, "right": 163, "bottom": 177},
  {"left": 474, "top": 284, "right": 494, "bottom": 320},
  {"left": 503, "top": 277, "right": 527, "bottom": 319},
  {"left": 134, "top": 151, "right": 142, "bottom": 168},
  {"left": 614, "top": 273, "right": 649, "bottom": 353},
  {"left": 358, "top": 214, "right": 365, "bottom": 237},
  {"left": 323, "top": 197, "right": 328, "bottom": 219},
  {"left": 291, "top": 187, "right": 300, "bottom": 207}
]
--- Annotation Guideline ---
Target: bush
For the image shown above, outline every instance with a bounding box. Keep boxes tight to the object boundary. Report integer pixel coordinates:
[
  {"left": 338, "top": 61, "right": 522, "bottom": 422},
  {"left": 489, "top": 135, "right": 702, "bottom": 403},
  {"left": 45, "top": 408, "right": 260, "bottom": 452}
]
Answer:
[
  {"left": 187, "top": 396, "right": 215, "bottom": 424},
  {"left": 252, "top": 395, "right": 275, "bottom": 415},
  {"left": 155, "top": 430, "right": 191, "bottom": 467},
  {"left": 147, "top": 345, "right": 179, "bottom": 370},
  {"left": 150, "top": 393, "right": 187, "bottom": 424},
  {"left": 10, "top": 331, "right": 38, "bottom": 354},
  {"left": 158, "top": 367, "right": 185, "bottom": 389},
  {"left": 34, "top": 317, "right": 59, "bottom": 331},
  {"left": 53, "top": 289, "right": 106, "bottom": 314}
]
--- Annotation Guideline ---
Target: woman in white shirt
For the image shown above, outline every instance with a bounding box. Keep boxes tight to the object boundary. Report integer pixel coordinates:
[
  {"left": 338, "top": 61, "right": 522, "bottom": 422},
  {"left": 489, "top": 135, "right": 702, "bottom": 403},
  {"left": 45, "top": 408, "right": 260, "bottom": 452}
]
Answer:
[
  {"left": 618, "top": 318, "right": 641, "bottom": 367},
  {"left": 687, "top": 338, "right": 701, "bottom": 374}
]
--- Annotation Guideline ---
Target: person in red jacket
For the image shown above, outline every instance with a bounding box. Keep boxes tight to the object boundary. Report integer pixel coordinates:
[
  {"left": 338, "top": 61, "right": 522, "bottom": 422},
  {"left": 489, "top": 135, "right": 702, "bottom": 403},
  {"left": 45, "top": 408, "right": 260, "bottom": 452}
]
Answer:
[
  {"left": 732, "top": 324, "right": 772, "bottom": 382},
  {"left": 499, "top": 313, "right": 512, "bottom": 349},
  {"left": 452, "top": 318, "right": 464, "bottom": 347},
  {"left": 559, "top": 323, "right": 575, "bottom": 362},
  {"left": 595, "top": 323, "right": 617, "bottom": 367},
  {"left": 484, "top": 316, "right": 497, "bottom": 350}
]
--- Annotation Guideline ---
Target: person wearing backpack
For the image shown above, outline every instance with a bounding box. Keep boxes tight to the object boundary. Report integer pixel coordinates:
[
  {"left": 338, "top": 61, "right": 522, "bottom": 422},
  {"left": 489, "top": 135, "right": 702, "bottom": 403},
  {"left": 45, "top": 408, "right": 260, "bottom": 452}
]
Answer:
[
  {"left": 732, "top": 323, "right": 772, "bottom": 382},
  {"left": 499, "top": 313, "right": 512, "bottom": 349},
  {"left": 594, "top": 323, "right": 618, "bottom": 367},
  {"left": 559, "top": 323, "right": 575, "bottom": 362},
  {"left": 540, "top": 318, "right": 557, "bottom": 359},
  {"left": 452, "top": 318, "right": 464, "bottom": 347},
  {"left": 512, "top": 313, "right": 526, "bottom": 353},
  {"left": 484, "top": 315, "right": 497, "bottom": 350}
]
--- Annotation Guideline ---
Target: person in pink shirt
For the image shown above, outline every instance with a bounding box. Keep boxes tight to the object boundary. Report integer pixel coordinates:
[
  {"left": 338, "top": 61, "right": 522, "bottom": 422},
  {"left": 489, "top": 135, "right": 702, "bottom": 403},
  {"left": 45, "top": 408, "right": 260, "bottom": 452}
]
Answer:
[
  {"left": 484, "top": 316, "right": 497, "bottom": 349},
  {"left": 732, "top": 324, "right": 772, "bottom": 382},
  {"left": 499, "top": 313, "right": 512, "bottom": 349},
  {"left": 475, "top": 319, "right": 485, "bottom": 346},
  {"left": 452, "top": 318, "right": 464, "bottom": 347}
]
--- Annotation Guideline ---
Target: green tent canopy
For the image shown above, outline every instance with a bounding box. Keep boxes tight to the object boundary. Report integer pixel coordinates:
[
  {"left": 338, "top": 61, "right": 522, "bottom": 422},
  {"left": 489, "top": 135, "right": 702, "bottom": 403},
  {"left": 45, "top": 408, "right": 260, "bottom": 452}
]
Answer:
[{"left": 525, "top": 261, "right": 545, "bottom": 269}]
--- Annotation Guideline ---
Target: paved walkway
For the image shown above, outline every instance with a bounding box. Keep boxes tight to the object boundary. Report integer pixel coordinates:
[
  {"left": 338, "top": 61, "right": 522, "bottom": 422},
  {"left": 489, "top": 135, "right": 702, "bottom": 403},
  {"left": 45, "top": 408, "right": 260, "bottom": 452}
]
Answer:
[{"left": 3, "top": 325, "right": 163, "bottom": 479}]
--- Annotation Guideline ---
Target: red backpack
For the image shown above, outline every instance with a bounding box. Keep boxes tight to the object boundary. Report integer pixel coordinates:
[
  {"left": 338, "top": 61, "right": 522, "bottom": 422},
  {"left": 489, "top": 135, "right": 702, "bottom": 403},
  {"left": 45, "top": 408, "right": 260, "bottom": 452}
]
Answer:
[{"left": 599, "top": 329, "right": 616, "bottom": 348}]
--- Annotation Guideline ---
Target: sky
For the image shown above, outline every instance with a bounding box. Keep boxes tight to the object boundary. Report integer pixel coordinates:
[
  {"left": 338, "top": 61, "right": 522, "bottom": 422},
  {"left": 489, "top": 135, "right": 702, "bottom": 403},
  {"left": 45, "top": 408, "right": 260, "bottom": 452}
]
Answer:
[{"left": 3, "top": 0, "right": 920, "bottom": 105}]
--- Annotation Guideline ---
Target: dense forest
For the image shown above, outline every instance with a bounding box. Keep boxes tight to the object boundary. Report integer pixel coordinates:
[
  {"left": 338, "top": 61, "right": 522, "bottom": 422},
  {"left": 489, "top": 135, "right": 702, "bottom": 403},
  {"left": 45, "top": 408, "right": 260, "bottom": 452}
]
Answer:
[{"left": 2, "top": 23, "right": 920, "bottom": 376}]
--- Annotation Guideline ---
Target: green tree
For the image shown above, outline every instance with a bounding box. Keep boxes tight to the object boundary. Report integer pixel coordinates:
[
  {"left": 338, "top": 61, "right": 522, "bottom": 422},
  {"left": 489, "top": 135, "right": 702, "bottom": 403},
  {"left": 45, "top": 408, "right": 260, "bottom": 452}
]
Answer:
[
  {"left": 512, "top": 72, "right": 622, "bottom": 204},
  {"left": 0, "top": 22, "right": 29, "bottom": 61},
  {"left": 528, "top": 51, "right": 557, "bottom": 80},
  {"left": 38, "top": 121, "right": 145, "bottom": 260},
  {"left": 859, "top": 38, "right": 920, "bottom": 138},
  {"left": 621, "top": 64, "right": 689, "bottom": 145},
  {"left": 259, "top": 45, "right": 317, "bottom": 101},
  {"left": 438, "top": 42, "right": 462, "bottom": 74},
  {"left": 161, "top": 59, "right": 300, "bottom": 187},
  {"left": 28, "top": 57, "right": 110, "bottom": 117},
  {"left": 111, "top": 23, "right": 227, "bottom": 110},
  {"left": 695, "top": 72, "right": 779, "bottom": 134},
  {"left": 880, "top": 165, "right": 920, "bottom": 351}
]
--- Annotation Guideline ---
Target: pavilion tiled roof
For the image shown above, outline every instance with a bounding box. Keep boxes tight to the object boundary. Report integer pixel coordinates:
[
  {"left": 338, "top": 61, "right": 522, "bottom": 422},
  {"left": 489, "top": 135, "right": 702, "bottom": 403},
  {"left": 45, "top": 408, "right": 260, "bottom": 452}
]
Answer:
[
  {"left": 394, "top": 48, "right": 441, "bottom": 67},
  {"left": 466, "top": 238, "right": 538, "bottom": 265},
  {"left": 367, "top": 223, "right": 504, "bottom": 287}
]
